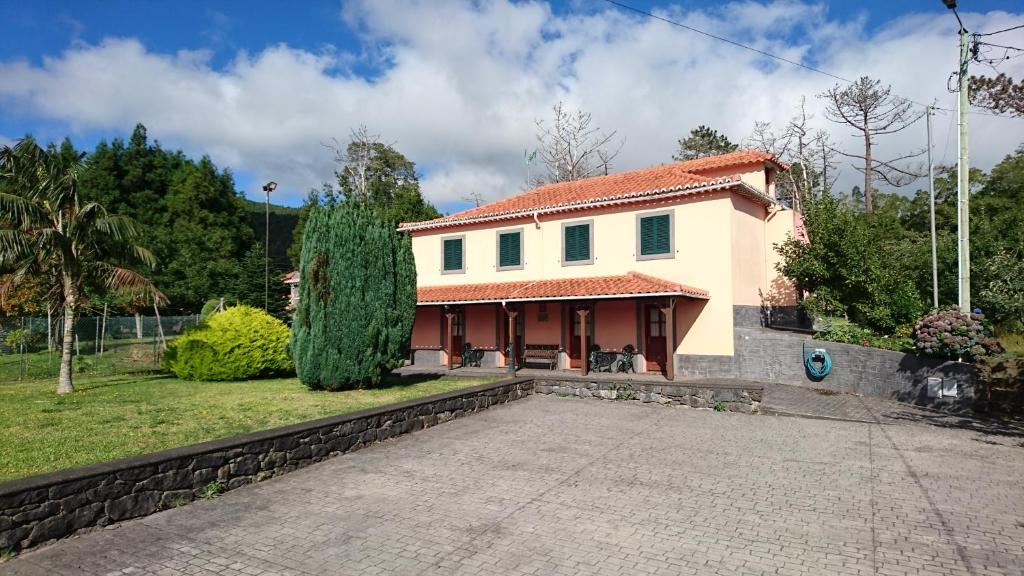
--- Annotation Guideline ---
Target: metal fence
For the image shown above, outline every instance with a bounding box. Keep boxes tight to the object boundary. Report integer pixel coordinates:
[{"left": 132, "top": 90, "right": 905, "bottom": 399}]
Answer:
[{"left": 0, "top": 315, "right": 201, "bottom": 382}]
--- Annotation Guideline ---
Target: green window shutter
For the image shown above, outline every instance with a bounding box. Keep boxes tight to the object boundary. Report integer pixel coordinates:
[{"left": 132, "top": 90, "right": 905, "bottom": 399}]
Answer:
[
  {"left": 499, "top": 232, "right": 521, "bottom": 268},
  {"left": 564, "top": 224, "right": 590, "bottom": 262},
  {"left": 443, "top": 238, "right": 463, "bottom": 271},
  {"left": 640, "top": 215, "right": 670, "bottom": 256}
]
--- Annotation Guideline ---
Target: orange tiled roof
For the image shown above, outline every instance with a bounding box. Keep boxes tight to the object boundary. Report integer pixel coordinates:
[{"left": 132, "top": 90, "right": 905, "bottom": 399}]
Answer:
[
  {"left": 282, "top": 271, "right": 300, "bottom": 284},
  {"left": 417, "top": 272, "right": 708, "bottom": 304},
  {"left": 674, "top": 149, "right": 787, "bottom": 173},
  {"left": 399, "top": 149, "right": 783, "bottom": 231}
]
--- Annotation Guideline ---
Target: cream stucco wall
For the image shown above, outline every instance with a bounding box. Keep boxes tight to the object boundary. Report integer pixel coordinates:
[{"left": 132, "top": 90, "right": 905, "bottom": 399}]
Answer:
[
  {"left": 730, "top": 195, "right": 768, "bottom": 306},
  {"left": 764, "top": 208, "right": 800, "bottom": 306},
  {"left": 411, "top": 192, "right": 742, "bottom": 356},
  {"left": 693, "top": 165, "right": 775, "bottom": 200}
]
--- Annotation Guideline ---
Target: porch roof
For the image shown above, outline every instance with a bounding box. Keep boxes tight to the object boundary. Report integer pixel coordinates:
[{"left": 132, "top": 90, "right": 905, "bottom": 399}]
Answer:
[{"left": 417, "top": 272, "right": 709, "bottom": 305}]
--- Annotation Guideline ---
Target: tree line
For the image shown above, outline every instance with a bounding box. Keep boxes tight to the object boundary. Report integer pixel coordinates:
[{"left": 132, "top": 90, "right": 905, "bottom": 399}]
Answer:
[{"left": 1, "top": 124, "right": 440, "bottom": 319}]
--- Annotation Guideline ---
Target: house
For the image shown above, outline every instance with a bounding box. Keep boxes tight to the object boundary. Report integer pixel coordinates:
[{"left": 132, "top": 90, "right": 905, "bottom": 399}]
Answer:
[
  {"left": 399, "top": 150, "right": 804, "bottom": 379},
  {"left": 283, "top": 271, "right": 300, "bottom": 310}
]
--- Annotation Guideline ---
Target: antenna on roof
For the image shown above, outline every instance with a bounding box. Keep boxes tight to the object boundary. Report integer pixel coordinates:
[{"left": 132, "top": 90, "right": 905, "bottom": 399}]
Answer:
[
  {"left": 462, "top": 190, "right": 484, "bottom": 207},
  {"left": 525, "top": 148, "right": 538, "bottom": 187}
]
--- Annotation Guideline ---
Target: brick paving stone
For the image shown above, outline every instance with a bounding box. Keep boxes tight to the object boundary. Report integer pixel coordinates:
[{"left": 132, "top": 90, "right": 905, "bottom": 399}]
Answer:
[{"left": 2, "top": 394, "right": 1023, "bottom": 575}]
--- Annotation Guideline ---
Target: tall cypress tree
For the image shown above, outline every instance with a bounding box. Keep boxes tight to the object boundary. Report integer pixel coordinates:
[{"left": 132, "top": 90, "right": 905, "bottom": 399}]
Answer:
[{"left": 292, "top": 202, "right": 416, "bottom": 390}]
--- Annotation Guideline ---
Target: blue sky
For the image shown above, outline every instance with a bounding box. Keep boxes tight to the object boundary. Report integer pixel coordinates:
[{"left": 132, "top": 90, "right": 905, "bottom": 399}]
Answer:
[{"left": 1, "top": 1, "right": 1022, "bottom": 210}]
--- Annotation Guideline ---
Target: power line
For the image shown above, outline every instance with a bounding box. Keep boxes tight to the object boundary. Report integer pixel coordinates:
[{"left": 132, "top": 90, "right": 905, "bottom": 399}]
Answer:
[
  {"left": 601, "top": 0, "right": 854, "bottom": 83},
  {"left": 977, "top": 23, "right": 1024, "bottom": 37},
  {"left": 601, "top": 0, "right": 1024, "bottom": 122},
  {"left": 976, "top": 41, "right": 1024, "bottom": 52},
  {"left": 601, "top": 0, "right": 935, "bottom": 110}
]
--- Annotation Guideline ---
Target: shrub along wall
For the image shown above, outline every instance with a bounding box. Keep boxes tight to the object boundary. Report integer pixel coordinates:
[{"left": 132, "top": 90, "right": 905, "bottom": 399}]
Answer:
[{"left": 0, "top": 378, "right": 533, "bottom": 552}]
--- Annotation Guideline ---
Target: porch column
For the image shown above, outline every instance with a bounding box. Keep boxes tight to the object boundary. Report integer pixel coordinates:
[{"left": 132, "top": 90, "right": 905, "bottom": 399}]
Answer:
[
  {"left": 506, "top": 308, "right": 518, "bottom": 372},
  {"left": 660, "top": 298, "right": 677, "bottom": 381},
  {"left": 445, "top": 311, "right": 455, "bottom": 370},
  {"left": 577, "top": 307, "right": 590, "bottom": 376}
]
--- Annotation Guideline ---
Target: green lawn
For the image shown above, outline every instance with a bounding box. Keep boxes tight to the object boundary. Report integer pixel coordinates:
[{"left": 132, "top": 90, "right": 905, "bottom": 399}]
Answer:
[
  {"left": 0, "top": 373, "right": 499, "bottom": 482},
  {"left": 0, "top": 339, "right": 166, "bottom": 382}
]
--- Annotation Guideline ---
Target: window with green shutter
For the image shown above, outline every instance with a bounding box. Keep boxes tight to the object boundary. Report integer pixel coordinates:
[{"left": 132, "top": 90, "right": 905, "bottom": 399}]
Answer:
[
  {"left": 497, "top": 231, "right": 522, "bottom": 269},
  {"left": 637, "top": 212, "right": 673, "bottom": 260},
  {"left": 563, "top": 222, "right": 592, "bottom": 264},
  {"left": 442, "top": 237, "right": 464, "bottom": 272}
]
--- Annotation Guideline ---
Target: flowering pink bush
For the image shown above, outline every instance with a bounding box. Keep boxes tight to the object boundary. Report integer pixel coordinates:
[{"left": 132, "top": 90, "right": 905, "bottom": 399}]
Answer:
[{"left": 913, "top": 307, "right": 1003, "bottom": 361}]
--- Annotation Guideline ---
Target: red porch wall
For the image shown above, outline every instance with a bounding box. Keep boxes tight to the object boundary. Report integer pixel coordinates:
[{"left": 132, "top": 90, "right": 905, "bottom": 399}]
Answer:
[
  {"left": 411, "top": 307, "right": 441, "bottom": 349},
  {"left": 595, "top": 300, "right": 637, "bottom": 351},
  {"left": 524, "top": 303, "right": 561, "bottom": 346},
  {"left": 465, "top": 304, "right": 498, "bottom": 350}
]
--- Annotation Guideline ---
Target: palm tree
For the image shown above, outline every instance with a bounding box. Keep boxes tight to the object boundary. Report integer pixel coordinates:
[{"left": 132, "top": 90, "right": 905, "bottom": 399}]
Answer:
[{"left": 0, "top": 139, "right": 165, "bottom": 394}]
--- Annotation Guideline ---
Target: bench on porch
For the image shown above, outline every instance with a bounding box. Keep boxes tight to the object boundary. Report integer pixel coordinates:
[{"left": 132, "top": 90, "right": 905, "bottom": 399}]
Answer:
[{"left": 522, "top": 344, "right": 559, "bottom": 370}]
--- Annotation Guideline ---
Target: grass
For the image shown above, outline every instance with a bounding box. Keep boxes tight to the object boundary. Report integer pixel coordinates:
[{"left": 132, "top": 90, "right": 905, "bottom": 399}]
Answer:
[
  {"left": 0, "top": 338, "right": 166, "bottom": 382},
  {"left": 0, "top": 372, "right": 500, "bottom": 482}
]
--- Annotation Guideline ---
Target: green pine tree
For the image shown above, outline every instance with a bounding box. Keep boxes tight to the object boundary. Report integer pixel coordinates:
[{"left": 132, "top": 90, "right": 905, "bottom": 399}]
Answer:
[
  {"left": 673, "top": 125, "right": 738, "bottom": 161},
  {"left": 230, "top": 243, "right": 289, "bottom": 320},
  {"left": 292, "top": 201, "right": 416, "bottom": 390}
]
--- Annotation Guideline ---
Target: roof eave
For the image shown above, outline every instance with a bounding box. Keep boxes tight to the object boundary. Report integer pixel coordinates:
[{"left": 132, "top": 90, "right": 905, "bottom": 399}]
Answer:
[
  {"left": 417, "top": 289, "right": 709, "bottom": 306},
  {"left": 399, "top": 180, "right": 774, "bottom": 233}
]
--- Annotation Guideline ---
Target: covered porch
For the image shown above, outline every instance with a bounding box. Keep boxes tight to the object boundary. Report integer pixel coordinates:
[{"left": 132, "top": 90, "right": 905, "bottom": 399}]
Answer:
[{"left": 408, "top": 273, "right": 709, "bottom": 380}]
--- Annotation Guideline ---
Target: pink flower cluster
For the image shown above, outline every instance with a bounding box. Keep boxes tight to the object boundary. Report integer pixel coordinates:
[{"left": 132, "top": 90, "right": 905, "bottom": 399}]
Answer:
[{"left": 913, "top": 307, "right": 1002, "bottom": 361}]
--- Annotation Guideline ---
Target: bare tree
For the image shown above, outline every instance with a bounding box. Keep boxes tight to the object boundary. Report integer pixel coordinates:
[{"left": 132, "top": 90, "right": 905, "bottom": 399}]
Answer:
[
  {"left": 535, "top": 102, "right": 623, "bottom": 183},
  {"left": 746, "top": 98, "right": 837, "bottom": 211},
  {"left": 323, "top": 125, "right": 379, "bottom": 202},
  {"left": 818, "top": 76, "right": 925, "bottom": 212}
]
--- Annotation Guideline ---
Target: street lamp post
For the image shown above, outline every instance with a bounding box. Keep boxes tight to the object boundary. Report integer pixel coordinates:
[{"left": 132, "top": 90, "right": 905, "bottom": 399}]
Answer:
[{"left": 262, "top": 181, "right": 278, "bottom": 311}]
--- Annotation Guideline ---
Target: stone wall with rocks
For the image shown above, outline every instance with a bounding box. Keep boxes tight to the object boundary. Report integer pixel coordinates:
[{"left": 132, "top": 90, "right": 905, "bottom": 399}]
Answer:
[
  {"left": 676, "top": 327, "right": 978, "bottom": 409},
  {"left": 534, "top": 377, "right": 762, "bottom": 414},
  {"left": 0, "top": 378, "right": 533, "bottom": 552}
]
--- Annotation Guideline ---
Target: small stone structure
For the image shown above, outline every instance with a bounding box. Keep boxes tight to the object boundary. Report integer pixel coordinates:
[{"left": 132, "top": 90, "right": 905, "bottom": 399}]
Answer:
[
  {"left": 534, "top": 377, "right": 762, "bottom": 414},
  {"left": 0, "top": 378, "right": 533, "bottom": 552}
]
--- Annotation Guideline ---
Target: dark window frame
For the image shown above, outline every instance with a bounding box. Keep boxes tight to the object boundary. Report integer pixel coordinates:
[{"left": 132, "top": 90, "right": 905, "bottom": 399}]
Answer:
[
  {"left": 441, "top": 234, "right": 466, "bottom": 274},
  {"left": 495, "top": 227, "right": 524, "bottom": 271},
  {"left": 561, "top": 219, "right": 594, "bottom": 266},
  {"left": 635, "top": 210, "right": 675, "bottom": 261}
]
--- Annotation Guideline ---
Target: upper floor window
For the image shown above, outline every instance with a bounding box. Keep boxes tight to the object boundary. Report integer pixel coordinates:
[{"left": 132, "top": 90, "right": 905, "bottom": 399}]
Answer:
[
  {"left": 636, "top": 211, "right": 673, "bottom": 260},
  {"left": 442, "top": 235, "right": 465, "bottom": 273},
  {"left": 496, "top": 229, "right": 523, "bottom": 270},
  {"left": 562, "top": 220, "right": 593, "bottom": 266}
]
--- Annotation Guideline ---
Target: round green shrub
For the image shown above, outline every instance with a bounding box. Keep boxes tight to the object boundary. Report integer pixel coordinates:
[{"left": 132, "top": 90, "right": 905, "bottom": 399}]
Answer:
[
  {"left": 163, "top": 305, "right": 294, "bottom": 381},
  {"left": 913, "top": 307, "right": 1003, "bottom": 361},
  {"left": 4, "top": 328, "right": 36, "bottom": 353}
]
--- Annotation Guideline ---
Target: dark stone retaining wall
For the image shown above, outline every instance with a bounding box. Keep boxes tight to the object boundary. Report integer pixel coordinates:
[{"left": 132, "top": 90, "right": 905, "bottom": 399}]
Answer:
[
  {"left": 734, "top": 304, "right": 811, "bottom": 330},
  {"left": 534, "top": 377, "right": 762, "bottom": 414},
  {"left": 676, "top": 327, "right": 977, "bottom": 409},
  {"left": 0, "top": 378, "right": 533, "bottom": 552}
]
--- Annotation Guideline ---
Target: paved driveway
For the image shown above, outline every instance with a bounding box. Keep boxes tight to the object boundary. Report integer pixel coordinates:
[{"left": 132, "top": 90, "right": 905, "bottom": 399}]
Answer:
[{"left": 3, "top": 394, "right": 1023, "bottom": 576}]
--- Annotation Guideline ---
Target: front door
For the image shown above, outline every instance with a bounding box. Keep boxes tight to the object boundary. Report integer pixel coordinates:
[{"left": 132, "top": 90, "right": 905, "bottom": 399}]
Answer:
[
  {"left": 450, "top": 308, "right": 465, "bottom": 365},
  {"left": 645, "top": 305, "right": 667, "bottom": 372}
]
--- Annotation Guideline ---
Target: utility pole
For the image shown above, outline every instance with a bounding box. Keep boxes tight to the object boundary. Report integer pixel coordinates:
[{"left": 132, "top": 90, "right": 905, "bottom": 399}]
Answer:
[
  {"left": 956, "top": 25, "right": 970, "bottom": 313},
  {"left": 927, "top": 105, "right": 939, "bottom": 309}
]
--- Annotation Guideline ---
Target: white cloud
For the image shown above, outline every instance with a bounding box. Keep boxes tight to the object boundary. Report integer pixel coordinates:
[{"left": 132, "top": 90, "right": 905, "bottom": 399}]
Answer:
[{"left": 0, "top": 1, "right": 1021, "bottom": 210}]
